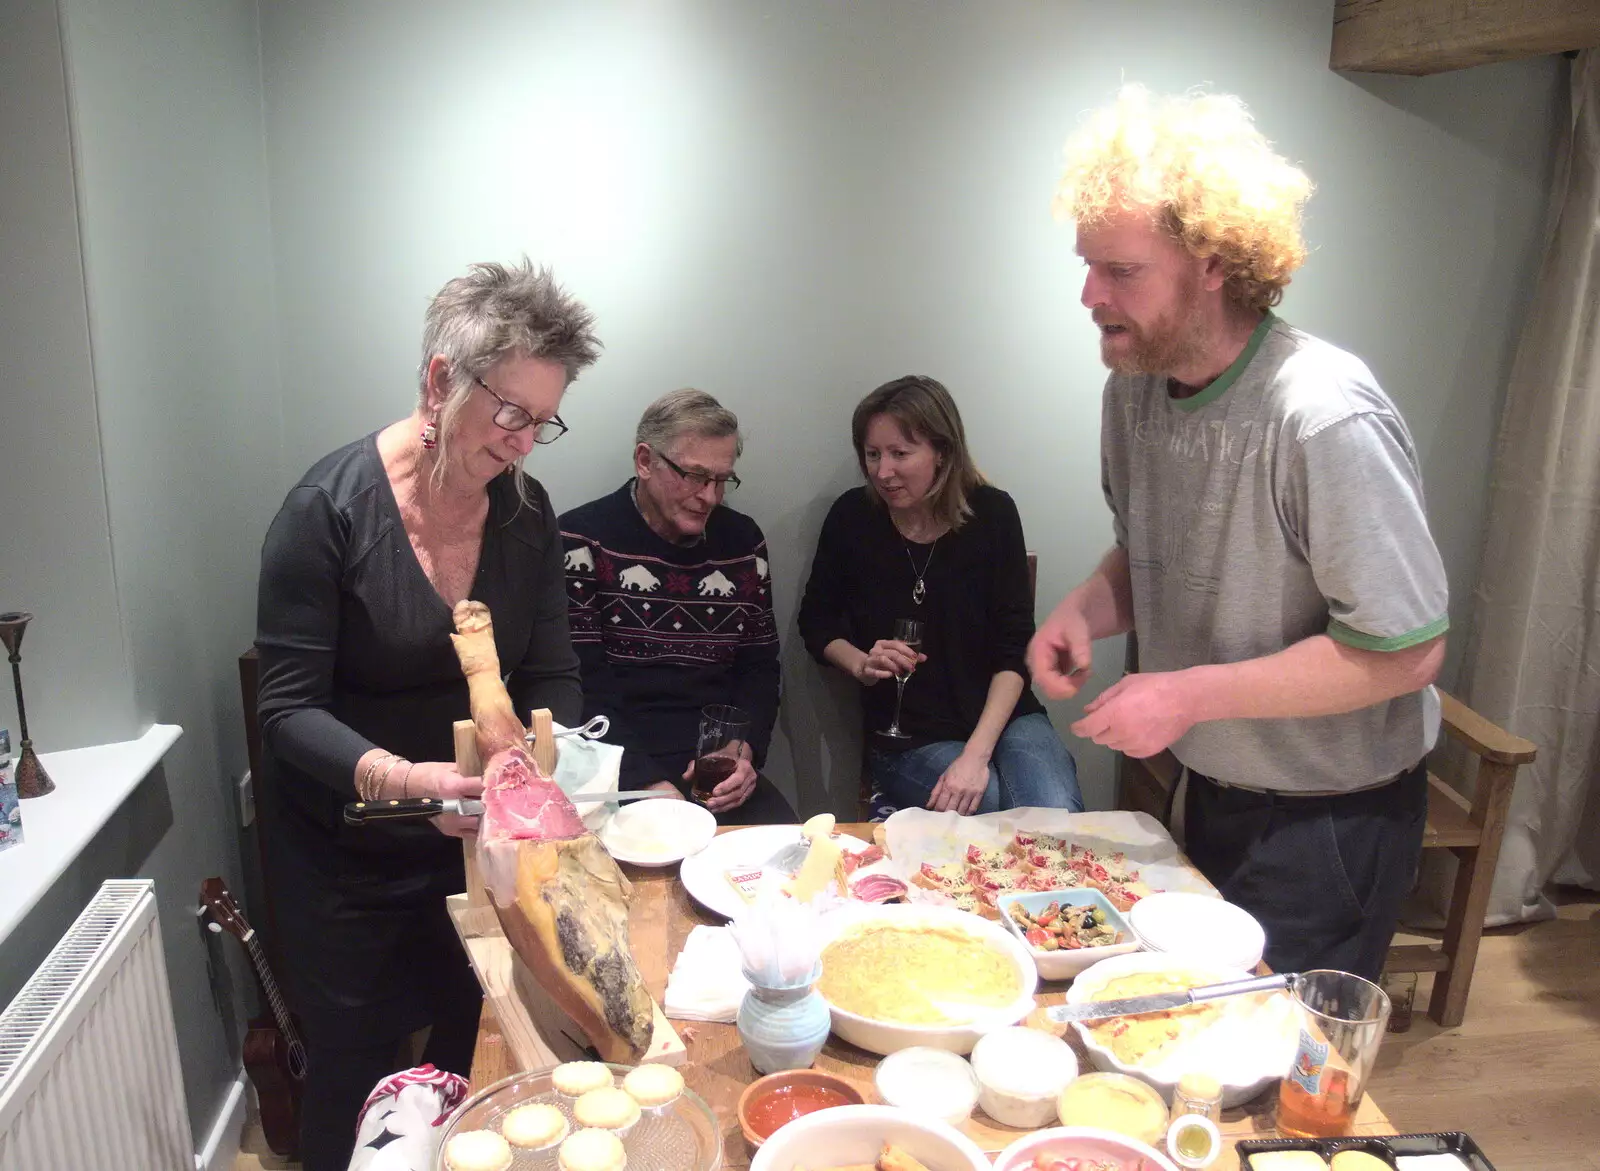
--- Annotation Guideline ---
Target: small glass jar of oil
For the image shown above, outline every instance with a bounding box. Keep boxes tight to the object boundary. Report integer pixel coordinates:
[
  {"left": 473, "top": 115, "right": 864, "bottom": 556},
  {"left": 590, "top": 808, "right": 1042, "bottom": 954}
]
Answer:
[{"left": 1166, "top": 1112, "right": 1223, "bottom": 1169}]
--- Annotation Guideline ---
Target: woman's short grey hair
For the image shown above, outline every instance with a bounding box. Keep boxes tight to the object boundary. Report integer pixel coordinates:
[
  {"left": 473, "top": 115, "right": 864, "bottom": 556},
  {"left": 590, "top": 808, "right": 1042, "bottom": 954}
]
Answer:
[
  {"left": 635, "top": 388, "right": 742, "bottom": 457},
  {"left": 419, "top": 259, "right": 602, "bottom": 503}
]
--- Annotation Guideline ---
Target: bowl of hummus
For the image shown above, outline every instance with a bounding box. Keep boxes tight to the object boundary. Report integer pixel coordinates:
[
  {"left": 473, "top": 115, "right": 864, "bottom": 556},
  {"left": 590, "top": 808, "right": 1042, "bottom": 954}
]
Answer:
[
  {"left": 816, "top": 904, "right": 1038, "bottom": 1056},
  {"left": 1066, "top": 951, "right": 1299, "bottom": 1108}
]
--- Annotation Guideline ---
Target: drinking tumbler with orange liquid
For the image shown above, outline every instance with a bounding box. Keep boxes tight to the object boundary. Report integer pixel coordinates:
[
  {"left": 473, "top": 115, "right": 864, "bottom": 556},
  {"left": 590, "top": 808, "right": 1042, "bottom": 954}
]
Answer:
[{"left": 1276, "top": 969, "right": 1391, "bottom": 1139}]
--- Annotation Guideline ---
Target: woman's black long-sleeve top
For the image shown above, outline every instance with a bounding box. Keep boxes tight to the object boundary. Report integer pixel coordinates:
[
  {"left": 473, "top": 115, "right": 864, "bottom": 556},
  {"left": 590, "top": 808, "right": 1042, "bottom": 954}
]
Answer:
[
  {"left": 797, "top": 484, "right": 1043, "bottom": 747},
  {"left": 256, "top": 433, "right": 582, "bottom": 874}
]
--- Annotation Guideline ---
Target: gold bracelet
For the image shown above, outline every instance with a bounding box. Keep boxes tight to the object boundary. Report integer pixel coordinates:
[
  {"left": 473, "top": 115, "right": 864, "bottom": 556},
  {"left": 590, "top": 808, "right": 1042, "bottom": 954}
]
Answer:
[
  {"left": 358, "top": 752, "right": 397, "bottom": 802},
  {"left": 401, "top": 762, "right": 415, "bottom": 799},
  {"left": 366, "top": 755, "right": 391, "bottom": 801},
  {"left": 363, "top": 758, "right": 386, "bottom": 802},
  {"left": 376, "top": 756, "right": 405, "bottom": 799}
]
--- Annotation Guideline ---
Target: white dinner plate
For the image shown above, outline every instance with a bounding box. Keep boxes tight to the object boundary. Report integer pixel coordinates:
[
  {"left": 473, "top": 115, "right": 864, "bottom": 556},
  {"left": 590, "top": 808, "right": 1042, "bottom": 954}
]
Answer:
[
  {"left": 677, "top": 824, "right": 874, "bottom": 919},
  {"left": 596, "top": 798, "right": 717, "bottom": 867}
]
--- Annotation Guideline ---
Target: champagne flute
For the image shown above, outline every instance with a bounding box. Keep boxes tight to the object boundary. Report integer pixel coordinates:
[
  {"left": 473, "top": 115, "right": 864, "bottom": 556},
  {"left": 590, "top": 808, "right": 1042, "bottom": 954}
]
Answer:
[{"left": 881, "top": 618, "right": 923, "bottom": 740}]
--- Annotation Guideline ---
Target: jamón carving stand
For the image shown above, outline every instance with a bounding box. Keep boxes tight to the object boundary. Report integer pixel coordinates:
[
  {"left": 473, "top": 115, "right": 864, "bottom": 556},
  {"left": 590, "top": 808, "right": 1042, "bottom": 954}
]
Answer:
[{"left": 0, "top": 611, "right": 53, "bottom": 798}]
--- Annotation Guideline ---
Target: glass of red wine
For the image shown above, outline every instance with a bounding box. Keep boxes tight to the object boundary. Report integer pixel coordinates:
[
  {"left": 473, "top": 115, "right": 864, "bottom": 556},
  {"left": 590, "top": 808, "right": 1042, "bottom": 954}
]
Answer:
[
  {"left": 692, "top": 704, "right": 750, "bottom": 803},
  {"left": 881, "top": 617, "right": 923, "bottom": 739}
]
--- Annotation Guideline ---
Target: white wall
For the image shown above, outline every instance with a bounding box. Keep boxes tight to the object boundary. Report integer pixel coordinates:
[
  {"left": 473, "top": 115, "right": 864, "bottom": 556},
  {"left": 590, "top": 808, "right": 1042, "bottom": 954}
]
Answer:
[
  {"left": 259, "top": 0, "right": 1562, "bottom": 813},
  {"left": 0, "top": 0, "right": 136, "bottom": 750},
  {"left": 16, "top": 0, "right": 282, "bottom": 1148}
]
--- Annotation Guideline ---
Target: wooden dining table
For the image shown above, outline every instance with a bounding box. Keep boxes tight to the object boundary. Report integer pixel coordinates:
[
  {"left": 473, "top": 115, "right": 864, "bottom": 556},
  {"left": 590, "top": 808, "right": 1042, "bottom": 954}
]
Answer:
[{"left": 468, "top": 823, "right": 1398, "bottom": 1169}]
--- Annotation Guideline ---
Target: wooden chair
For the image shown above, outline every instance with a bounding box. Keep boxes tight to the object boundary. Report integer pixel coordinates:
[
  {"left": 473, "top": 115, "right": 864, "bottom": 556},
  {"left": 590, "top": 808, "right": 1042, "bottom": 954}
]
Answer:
[
  {"left": 236, "top": 647, "right": 294, "bottom": 991},
  {"left": 1115, "top": 687, "right": 1536, "bottom": 1028},
  {"left": 857, "top": 552, "right": 1039, "bottom": 820}
]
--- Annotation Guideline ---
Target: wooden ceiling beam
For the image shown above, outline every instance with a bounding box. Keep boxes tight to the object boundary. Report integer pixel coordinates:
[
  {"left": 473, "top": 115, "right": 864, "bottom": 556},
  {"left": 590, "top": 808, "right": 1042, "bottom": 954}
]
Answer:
[{"left": 1332, "top": 0, "right": 1600, "bottom": 76}]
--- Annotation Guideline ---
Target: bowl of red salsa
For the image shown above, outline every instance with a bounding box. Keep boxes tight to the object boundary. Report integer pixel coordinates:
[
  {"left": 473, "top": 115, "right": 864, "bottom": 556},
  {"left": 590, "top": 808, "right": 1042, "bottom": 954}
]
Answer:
[{"left": 738, "top": 1069, "right": 866, "bottom": 1148}]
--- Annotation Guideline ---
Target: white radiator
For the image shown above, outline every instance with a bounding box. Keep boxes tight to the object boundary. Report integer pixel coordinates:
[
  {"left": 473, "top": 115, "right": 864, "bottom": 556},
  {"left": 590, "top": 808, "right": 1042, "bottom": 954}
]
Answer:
[{"left": 0, "top": 879, "right": 195, "bottom": 1171}]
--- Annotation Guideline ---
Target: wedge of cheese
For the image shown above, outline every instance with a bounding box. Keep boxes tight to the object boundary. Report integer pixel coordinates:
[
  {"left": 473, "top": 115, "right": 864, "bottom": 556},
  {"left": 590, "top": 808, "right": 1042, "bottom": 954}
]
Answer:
[
  {"left": 783, "top": 833, "right": 845, "bottom": 902},
  {"left": 801, "top": 812, "right": 835, "bottom": 841}
]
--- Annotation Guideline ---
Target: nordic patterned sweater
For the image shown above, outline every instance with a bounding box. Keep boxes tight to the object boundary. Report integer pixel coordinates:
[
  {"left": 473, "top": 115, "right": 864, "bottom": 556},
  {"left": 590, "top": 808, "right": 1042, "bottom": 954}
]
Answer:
[{"left": 559, "top": 481, "right": 780, "bottom": 790}]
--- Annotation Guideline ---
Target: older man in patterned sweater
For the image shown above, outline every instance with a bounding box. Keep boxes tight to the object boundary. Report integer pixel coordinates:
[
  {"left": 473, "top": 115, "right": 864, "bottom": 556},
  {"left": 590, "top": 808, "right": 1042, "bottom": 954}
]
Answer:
[{"left": 560, "top": 389, "right": 796, "bottom": 824}]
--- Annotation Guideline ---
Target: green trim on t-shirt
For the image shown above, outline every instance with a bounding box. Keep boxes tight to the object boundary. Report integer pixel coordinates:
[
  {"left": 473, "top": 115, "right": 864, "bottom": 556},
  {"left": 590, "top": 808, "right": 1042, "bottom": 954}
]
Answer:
[
  {"left": 1327, "top": 614, "right": 1450, "bottom": 651},
  {"left": 1170, "top": 311, "right": 1278, "bottom": 412}
]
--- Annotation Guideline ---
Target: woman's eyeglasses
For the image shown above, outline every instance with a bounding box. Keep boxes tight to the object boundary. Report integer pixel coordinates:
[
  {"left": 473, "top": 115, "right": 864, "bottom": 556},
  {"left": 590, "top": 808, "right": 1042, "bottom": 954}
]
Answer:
[{"left": 473, "top": 376, "right": 568, "bottom": 444}]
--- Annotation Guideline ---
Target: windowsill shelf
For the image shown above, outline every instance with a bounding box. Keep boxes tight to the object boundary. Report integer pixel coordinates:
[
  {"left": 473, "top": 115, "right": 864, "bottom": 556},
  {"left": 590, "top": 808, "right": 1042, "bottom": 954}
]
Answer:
[{"left": 0, "top": 723, "right": 183, "bottom": 948}]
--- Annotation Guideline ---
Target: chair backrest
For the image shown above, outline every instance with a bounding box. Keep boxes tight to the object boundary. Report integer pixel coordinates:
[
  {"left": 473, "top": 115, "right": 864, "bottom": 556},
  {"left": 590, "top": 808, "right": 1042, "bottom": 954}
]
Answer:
[
  {"left": 239, "top": 647, "right": 261, "bottom": 788},
  {"left": 238, "top": 647, "right": 289, "bottom": 975}
]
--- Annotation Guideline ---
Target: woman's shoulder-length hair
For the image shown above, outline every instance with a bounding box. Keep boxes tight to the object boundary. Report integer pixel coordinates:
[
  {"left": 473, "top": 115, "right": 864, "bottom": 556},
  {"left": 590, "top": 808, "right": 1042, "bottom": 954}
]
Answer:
[{"left": 851, "top": 374, "right": 986, "bottom": 531}]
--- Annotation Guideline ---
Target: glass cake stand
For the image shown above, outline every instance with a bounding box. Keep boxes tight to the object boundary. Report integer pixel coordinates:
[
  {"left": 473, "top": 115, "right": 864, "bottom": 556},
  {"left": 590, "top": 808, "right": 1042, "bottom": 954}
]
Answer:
[{"left": 436, "top": 1062, "right": 722, "bottom": 1170}]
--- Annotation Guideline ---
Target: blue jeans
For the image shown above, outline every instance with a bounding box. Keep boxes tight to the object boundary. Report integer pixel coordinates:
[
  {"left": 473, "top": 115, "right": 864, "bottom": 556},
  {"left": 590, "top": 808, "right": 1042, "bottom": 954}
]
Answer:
[{"left": 869, "top": 713, "right": 1084, "bottom": 814}]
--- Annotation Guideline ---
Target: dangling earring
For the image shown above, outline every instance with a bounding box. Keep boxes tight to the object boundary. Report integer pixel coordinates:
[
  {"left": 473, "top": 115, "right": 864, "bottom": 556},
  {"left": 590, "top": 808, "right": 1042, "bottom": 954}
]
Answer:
[{"left": 420, "top": 419, "right": 439, "bottom": 450}]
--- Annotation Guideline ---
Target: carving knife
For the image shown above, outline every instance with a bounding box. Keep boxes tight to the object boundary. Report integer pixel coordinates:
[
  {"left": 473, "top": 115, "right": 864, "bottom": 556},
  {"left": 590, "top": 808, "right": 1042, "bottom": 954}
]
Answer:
[
  {"left": 343, "top": 790, "right": 673, "bottom": 825},
  {"left": 1045, "top": 973, "right": 1292, "bottom": 1023}
]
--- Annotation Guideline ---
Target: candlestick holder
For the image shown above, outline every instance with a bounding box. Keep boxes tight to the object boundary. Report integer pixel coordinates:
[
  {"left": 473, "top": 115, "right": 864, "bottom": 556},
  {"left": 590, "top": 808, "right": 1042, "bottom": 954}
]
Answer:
[{"left": 0, "top": 612, "right": 53, "bottom": 798}]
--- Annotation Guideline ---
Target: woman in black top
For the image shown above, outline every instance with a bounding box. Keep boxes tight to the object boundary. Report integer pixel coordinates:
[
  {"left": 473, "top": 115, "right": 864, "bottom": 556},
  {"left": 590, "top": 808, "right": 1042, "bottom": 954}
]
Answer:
[
  {"left": 799, "top": 375, "right": 1082, "bottom": 817},
  {"left": 254, "top": 261, "right": 596, "bottom": 1170}
]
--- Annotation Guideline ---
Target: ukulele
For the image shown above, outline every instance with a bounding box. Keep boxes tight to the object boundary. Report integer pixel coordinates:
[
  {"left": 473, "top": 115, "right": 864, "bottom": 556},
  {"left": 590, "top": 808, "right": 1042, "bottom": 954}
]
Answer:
[{"left": 200, "top": 877, "right": 307, "bottom": 1158}]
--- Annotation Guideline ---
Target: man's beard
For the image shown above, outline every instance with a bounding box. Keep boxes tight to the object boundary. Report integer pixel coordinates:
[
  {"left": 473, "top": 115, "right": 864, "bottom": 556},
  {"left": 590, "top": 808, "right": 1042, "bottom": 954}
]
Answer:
[{"left": 1097, "top": 282, "right": 1208, "bottom": 377}]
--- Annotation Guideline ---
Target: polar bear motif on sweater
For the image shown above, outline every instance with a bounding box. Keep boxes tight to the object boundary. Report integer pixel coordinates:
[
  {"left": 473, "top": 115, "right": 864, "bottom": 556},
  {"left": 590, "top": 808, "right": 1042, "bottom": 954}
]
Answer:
[
  {"left": 619, "top": 564, "right": 661, "bottom": 592},
  {"left": 564, "top": 546, "right": 595, "bottom": 573},
  {"left": 755, "top": 556, "right": 769, "bottom": 580},
  {"left": 697, "top": 570, "right": 735, "bottom": 597}
]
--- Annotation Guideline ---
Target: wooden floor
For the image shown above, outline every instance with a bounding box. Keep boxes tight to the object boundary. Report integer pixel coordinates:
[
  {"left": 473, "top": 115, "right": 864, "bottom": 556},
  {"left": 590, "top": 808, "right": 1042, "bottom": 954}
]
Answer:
[
  {"left": 1373, "top": 887, "right": 1600, "bottom": 1171},
  {"left": 233, "top": 889, "right": 1599, "bottom": 1171}
]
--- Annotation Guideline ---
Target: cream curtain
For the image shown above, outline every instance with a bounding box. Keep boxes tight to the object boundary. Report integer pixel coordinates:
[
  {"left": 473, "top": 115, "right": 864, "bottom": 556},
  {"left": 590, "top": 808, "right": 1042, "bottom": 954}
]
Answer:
[{"left": 1454, "top": 50, "right": 1600, "bottom": 924}]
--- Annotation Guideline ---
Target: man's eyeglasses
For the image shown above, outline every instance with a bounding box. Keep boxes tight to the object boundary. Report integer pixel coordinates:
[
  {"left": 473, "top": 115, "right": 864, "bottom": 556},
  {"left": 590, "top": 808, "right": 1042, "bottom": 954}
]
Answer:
[
  {"left": 654, "top": 448, "right": 741, "bottom": 491},
  {"left": 473, "top": 376, "right": 568, "bottom": 444}
]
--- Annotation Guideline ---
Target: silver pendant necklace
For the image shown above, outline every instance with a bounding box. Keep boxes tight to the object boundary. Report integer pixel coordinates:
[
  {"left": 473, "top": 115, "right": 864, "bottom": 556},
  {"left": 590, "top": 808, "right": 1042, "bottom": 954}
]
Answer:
[{"left": 904, "top": 537, "right": 939, "bottom": 605}]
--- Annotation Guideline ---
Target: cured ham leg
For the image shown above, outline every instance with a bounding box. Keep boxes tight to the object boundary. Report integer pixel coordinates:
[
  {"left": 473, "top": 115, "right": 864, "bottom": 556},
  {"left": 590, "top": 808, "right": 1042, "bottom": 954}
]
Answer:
[
  {"left": 449, "top": 600, "right": 653, "bottom": 1061},
  {"left": 448, "top": 600, "right": 527, "bottom": 763}
]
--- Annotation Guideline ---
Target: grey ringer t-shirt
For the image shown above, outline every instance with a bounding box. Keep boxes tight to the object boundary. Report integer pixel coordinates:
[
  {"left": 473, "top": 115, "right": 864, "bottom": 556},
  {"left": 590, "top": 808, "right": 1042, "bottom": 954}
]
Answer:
[{"left": 1101, "top": 314, "right": 1449, "bottom": 793}]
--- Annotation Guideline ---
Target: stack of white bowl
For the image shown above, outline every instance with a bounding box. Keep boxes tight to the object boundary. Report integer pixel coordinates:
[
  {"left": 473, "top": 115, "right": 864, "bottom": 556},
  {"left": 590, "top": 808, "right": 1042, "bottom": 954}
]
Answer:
[{"left": 1126, "top": 891, "right": 1266, "bottom": 972}]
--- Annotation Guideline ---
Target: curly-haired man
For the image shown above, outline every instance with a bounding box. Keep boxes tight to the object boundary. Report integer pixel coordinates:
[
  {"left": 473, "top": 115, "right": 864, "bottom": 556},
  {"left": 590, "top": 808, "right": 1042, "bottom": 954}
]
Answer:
[{"left": 1029, "top": 87, "right": 1449, "bottom": 980}]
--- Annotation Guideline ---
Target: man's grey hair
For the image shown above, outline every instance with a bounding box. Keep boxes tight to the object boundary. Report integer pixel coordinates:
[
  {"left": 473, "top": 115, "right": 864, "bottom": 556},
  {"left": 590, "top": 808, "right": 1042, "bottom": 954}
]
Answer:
[
  {"left": 635, "top": 388, "right": 743, "bottom": 457},
  {"left": 418, "top": 260, "right": 602, "bottom": 503}
]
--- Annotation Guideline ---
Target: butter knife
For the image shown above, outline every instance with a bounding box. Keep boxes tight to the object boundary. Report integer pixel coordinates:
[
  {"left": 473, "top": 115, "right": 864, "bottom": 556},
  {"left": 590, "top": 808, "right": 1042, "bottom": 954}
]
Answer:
[{"left": 1046, "top": 973, "right": 1291, "bottom": 1023}]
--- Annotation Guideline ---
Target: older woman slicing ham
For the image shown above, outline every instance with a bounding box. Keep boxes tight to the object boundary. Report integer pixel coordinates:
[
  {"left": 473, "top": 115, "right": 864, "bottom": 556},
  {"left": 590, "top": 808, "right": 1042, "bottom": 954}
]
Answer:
[{"left": 254, "top": 260, "right": 597, "bottom": 1171}]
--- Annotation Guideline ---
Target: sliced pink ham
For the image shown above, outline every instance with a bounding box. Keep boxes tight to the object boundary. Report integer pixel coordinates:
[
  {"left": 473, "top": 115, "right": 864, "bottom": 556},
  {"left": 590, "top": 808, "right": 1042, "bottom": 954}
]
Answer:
[
  {"left": 838, "top": 843, "right": 886, "bottom": 881},
  {"left": 479, "top": 747, "right": 587, "bottom": 844},
  {"left": 850, "top": 872, "right": 909, "bottom": 904}
]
